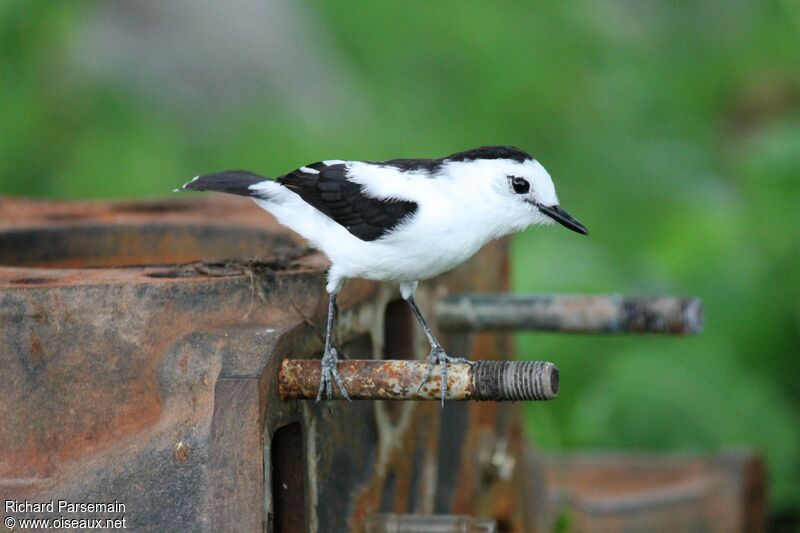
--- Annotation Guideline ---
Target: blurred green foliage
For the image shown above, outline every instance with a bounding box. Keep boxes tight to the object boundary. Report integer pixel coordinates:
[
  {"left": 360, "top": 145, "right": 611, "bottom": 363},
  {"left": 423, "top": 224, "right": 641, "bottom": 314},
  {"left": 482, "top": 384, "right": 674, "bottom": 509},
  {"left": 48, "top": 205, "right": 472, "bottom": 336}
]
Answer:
[{"left": 2, "top": 0, "right": 799, "bottom": 516}]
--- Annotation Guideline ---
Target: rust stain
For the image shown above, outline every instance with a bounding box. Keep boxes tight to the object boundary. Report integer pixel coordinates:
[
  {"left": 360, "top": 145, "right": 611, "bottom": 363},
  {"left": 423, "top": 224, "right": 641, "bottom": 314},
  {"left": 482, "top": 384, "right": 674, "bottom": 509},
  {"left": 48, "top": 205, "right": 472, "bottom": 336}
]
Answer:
[
  {"left": 174, "top": 441, "right": 191, "bottom": 463},
  {"left": 279, "top": 359, "right": 472, "bottom": 401},
  {"left": 10, "top": 277, "right": 51, "bottom": 285},
  {"left": 29, "top": 333, "right": 43, "bottom": 366}
]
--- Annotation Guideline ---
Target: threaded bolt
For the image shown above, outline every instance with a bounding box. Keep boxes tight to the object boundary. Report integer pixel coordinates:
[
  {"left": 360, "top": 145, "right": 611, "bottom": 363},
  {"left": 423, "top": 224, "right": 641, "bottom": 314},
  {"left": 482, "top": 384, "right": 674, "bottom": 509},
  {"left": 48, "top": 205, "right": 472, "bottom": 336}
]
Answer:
[
  {"left": 472, "top": 360, "right": 559, "bottom": 401},
  {"left": 278, "top": 359, "right": 559, "bottom": 401}
]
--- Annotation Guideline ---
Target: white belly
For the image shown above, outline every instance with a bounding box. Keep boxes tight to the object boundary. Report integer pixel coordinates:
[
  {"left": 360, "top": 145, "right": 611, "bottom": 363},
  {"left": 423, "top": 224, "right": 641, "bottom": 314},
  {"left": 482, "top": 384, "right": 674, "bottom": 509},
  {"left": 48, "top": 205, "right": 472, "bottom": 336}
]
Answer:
[{"left": 324, "top": 216, "right": 491, "bottom": 283}]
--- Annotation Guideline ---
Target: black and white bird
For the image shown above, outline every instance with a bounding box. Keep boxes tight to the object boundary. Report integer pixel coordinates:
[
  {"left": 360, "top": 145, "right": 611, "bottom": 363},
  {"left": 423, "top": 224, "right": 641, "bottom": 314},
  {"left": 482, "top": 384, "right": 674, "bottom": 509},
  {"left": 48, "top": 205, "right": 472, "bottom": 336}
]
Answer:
[{"left": 179, "top": 146, "right": 587, "bottom": 407}]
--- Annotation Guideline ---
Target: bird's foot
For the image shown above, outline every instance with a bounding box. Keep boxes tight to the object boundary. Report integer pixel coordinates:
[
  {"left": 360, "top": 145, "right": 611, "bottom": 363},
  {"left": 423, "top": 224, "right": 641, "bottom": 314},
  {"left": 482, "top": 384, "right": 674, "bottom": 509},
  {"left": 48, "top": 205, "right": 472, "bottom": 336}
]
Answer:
[
  {"left": 314, "top": 347, "right": 351, "bottom": 413},
  {"left": 417, "top": 347, "right": 472, "bottom": 407}
]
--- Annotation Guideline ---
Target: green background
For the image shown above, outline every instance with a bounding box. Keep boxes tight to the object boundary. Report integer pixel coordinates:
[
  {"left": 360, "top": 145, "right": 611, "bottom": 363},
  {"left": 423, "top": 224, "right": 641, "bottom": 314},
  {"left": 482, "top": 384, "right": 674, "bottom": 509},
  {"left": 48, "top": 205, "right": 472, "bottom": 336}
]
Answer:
[{"left": 2, "top": 0, "right": 799, "bottom": 523}]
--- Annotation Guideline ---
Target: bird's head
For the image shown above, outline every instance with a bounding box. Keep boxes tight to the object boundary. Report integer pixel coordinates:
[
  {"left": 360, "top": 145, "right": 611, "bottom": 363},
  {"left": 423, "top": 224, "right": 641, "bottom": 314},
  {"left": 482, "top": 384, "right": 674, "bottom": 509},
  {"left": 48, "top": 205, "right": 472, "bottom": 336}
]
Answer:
[{"left": 444, "top": 146, "right": 588, "bottom": 236}]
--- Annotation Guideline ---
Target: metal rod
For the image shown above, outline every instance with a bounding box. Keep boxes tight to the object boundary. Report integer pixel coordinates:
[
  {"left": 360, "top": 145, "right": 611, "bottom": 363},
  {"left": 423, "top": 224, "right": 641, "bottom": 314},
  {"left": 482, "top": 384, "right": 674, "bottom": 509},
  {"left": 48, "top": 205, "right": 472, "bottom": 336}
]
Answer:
[
  {"left": 279, "top": 359, "right": 559, "bottom": 401},
  {"left": 436, "top": 293, "right": 705, "bottom": 335}
]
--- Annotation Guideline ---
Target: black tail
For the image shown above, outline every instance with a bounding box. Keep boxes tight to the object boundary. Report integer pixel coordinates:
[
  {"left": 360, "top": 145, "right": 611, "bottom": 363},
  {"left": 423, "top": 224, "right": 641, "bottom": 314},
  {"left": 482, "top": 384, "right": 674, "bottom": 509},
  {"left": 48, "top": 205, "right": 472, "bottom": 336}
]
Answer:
[{"left": 178, "top": 170, "right": 267, "bottom": 196}]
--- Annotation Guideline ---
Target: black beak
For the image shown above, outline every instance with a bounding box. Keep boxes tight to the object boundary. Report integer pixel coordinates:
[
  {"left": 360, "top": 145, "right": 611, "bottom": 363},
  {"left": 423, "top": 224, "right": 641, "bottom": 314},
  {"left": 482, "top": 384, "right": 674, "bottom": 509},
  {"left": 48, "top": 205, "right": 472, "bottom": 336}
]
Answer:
[{"left": 538, "top": 204, "right": 589, "bottom": 235}]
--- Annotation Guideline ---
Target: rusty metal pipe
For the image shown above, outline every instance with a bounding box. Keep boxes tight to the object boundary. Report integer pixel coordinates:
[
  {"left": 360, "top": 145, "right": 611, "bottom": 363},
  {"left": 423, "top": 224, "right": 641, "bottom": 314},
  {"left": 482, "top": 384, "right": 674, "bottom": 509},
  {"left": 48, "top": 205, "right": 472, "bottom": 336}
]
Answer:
[
  {"left": 279, "top": 359, "right": 559, "bottom": 401},
  {"left": 436, "top": 293, "right": 705, "bottom": 335}
]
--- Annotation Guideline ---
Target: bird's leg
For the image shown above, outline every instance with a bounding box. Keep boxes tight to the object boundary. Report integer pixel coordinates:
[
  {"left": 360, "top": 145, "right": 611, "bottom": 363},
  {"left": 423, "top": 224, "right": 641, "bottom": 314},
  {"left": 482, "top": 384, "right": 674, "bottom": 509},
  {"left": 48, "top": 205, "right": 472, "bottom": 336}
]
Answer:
[
  {"left": 314, "top": 291, "right": 351, "bottom": 412},
  {"left": 404, "top": 293, "right": 471, "bottom": 406}
]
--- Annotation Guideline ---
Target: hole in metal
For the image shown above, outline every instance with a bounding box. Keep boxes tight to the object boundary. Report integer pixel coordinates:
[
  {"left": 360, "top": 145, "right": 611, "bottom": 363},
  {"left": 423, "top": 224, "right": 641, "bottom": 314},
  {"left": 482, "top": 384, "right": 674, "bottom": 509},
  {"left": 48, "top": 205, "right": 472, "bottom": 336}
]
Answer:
[
  {"left": 270, "top": 422, "right": 306, "bottom": 533},
  {"left": 550, "top": 367, "right": 560, "bottom": 396}
]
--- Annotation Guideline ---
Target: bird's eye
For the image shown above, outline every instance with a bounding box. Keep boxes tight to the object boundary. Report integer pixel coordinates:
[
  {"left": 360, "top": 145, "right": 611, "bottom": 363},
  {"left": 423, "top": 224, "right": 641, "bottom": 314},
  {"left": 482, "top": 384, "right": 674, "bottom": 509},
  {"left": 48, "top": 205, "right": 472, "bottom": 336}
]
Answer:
[{"left": 509, "top": 176, "right": 530, "bottom": 194}]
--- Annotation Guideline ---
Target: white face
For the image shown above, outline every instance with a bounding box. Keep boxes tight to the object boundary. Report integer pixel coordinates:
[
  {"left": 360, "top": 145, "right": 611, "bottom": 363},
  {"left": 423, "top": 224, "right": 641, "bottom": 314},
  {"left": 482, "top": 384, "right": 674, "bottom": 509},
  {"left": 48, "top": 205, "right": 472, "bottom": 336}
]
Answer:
[
  {"left": 496, "top": 159, "right": 559, "bottom": 230},
  {"left": 443, "top": 157, "right": 587, "bottom": 235},
  {"left": 504, "top": 158, "right": 559, "bottom": 203}
]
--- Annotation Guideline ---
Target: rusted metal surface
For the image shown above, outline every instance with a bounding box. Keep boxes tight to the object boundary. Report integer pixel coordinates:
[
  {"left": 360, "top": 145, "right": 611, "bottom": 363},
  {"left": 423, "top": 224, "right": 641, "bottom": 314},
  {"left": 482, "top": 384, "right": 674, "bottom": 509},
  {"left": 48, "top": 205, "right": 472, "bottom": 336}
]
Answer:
[
  {"left": 437, "top": 293, "right": 705, "bottom": 334},
  {"left": 537, "top": 451, "right": 766, "bottom": 533},
  {"left": 0, "top": 195, "right": 762, "bottom": 532},
  {"left": 0, "top": 196, "right": 316, "bottom": 531},
  {"left": 279, "top": 359, "right": 558, "bottom": 401},
  {"left": 0, "top": 196, "right": 522, "bottom": 532}
]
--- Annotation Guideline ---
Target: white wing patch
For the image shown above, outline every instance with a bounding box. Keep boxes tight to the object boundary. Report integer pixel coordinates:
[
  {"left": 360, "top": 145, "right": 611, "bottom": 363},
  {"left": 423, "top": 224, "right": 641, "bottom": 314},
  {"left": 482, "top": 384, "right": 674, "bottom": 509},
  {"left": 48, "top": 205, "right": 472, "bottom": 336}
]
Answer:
[
  {"left": 247, "top": 180, "right": 288, "bottom": 201},
  {"left": 345, "top": 162, "right": 424, "bottom": 203}
]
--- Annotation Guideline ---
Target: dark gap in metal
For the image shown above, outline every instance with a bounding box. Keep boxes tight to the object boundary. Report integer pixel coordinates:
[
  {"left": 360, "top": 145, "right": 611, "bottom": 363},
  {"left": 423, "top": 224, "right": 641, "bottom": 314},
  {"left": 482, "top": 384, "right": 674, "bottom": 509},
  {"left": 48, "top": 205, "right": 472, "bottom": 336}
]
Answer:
[
  {"left": 378, "top": 471, "right": 397, "bottom": 512},
  {"left": 435, "top": 402, "right": 469, "bottom": 512},
  {"left": 0, "top": 225, "right": 295, "bottom": 268},
  {"left": 383, "top": 299, "right": 414, "bottom": 360},
  {"left": 409, "top": 421, "right": 426, "bottom": 513},
  {"left": 382, "top": 299, "right": 415, "bottom": 422},
  {"left": 270, "top": 422, "right": 306, "bottom": 533},
  {"left": 341, "top": 334, "right": 374, "bottom": 362}
]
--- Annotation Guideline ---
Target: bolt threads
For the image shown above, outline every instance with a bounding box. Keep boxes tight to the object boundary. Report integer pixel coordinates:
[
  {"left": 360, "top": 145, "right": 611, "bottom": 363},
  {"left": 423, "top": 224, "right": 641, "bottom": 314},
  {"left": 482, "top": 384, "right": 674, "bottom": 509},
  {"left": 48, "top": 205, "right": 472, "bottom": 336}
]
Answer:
[{"left": 472, "top": 360, "right": 559, "bottom": 401}]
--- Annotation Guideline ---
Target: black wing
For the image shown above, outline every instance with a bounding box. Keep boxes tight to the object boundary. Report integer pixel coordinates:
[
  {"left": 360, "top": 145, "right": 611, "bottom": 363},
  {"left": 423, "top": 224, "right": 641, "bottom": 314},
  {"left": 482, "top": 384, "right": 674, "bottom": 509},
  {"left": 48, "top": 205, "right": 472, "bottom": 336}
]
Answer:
[{"left": 278, "top": 163, "right": 417, "bottom": 241}]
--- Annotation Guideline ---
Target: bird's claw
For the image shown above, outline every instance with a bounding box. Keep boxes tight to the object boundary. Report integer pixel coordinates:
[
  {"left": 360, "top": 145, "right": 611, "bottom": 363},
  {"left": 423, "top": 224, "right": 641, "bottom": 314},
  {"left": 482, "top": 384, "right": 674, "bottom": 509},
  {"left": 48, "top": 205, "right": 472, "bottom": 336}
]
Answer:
[
  {"left": 314, "top": 347, "right": 351, "bottom": 413},
  {"left": 417, "top": 347, "right": 470, "bottom": 407}
]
